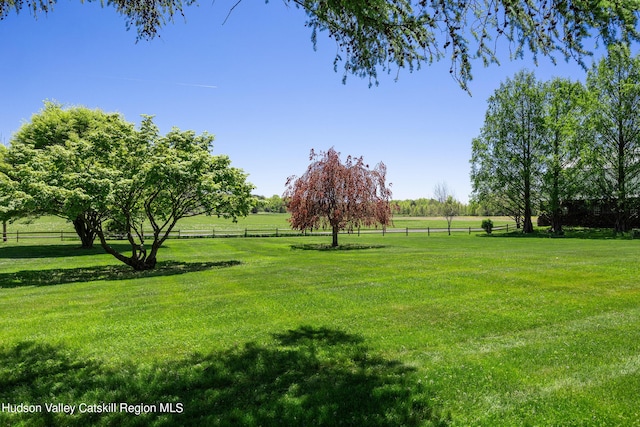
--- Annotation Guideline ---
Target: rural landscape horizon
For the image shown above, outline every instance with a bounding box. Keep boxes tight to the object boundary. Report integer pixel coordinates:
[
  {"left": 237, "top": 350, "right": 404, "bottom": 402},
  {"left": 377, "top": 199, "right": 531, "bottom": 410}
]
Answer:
[{"left": 3, "top": 0, "right": 640, "bottom": 425}]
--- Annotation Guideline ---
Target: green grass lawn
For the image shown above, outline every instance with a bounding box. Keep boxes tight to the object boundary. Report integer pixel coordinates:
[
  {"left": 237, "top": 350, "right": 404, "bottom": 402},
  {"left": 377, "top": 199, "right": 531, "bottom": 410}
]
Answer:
[{"left": 1, "top": 231, "right": 639, "bottom": 426}]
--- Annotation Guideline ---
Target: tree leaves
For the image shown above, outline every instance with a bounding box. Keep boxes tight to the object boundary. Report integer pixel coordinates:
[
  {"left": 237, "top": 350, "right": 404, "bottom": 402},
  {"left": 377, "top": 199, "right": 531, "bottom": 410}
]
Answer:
[
  {"left": 6, "top": 103, "right": 255, "bottom": 269},
  {"left": 583, "top": 43, "right": 640, "bottom": 232},
  {"left": 470, "top": 71, "right": 547, "bottom": 232},
  {"left": 284, "top": 147, "right": 392, "bottom": 246},
  {"left": 3, "top": 1, "right": 639, "bottom": 90},
  {"left": 472, "top": 45, "right": 640, "bottom": 233}
]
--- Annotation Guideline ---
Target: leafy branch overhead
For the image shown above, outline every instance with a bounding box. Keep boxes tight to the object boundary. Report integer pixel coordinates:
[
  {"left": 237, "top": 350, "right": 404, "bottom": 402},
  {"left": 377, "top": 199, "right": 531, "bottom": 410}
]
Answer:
[{"left": 1, "top": 0, "right": 639, "bottom": 90}]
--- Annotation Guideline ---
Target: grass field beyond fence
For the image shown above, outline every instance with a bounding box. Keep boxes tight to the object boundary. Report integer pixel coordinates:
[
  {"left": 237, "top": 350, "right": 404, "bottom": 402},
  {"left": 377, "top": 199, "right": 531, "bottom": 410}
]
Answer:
[
  {"left": 1, "top": 222, "right": 639, "bottom": 425},
  {"left": 2, "top": 214, "right": 516, "bottom": 241}
]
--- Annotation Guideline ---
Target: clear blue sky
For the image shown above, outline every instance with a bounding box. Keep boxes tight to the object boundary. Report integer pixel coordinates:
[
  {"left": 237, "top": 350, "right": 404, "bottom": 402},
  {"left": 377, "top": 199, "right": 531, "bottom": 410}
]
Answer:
[{"left": 0, "top": 1, "right": 600, "bottom": 202}]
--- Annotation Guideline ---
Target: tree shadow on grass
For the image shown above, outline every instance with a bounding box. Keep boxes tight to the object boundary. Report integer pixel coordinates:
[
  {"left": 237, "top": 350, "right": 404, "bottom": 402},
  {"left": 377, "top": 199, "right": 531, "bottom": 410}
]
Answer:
[
  {"left": 0, "top": 326, "right": 451, "bottom": 426},
  {"left": 291, "top": 243, "right": 386, "bottom": 251},
  {"left": 0, "top": 243, "right": 140, "bottom": 259},
  {"left": 0, "top": 260, "right": 242, "bottom": 288},
  {"left": 272, "top": 325, "right": 364, "bottom": 346}
]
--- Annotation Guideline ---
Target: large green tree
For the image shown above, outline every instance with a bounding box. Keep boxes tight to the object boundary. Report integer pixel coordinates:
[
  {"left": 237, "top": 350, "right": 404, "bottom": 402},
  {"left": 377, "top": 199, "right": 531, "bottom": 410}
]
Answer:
[
  {"left": 7, "top": 102, "right": 136, "bottom": 248},
  {"left": 2, "top": 1, "right": 639, "bottom": 89},
  {"left": 583, "top": 44, "right": 640, "bottom": 233},
  {"left": 8, "top": 104, "right": 254, "bottom": 269},
  {"left": 471, "top": 70, "right": 547, "bottom": 233},
  {"left": 539, "top": 77, "right": 585, "bottom": 234},
  {"left": 87, "top": 116, "right": 255, "bottom": 270}
]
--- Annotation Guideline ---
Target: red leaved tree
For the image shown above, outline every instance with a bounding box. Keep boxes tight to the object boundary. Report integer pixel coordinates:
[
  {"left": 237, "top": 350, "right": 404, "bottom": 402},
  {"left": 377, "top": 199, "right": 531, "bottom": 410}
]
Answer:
[{"left": 284, "top": 148, "right": 392, "bottom": 247}]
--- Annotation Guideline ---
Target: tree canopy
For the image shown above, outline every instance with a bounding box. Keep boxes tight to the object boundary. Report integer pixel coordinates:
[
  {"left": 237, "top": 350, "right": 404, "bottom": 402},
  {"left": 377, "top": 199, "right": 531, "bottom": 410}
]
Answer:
[
  {"left": 583, "top": 43, "right": 640, "bottom": 233},
  {"left": 2, "top": 0, "right": 639, "bottom": 89},
  {"left": 471, "top": 70, "right": 547, "bottom": 233},
  {"left": 540, "top": 77, "right": 585, "bottom": 234},
  {"left": 472, "top": 45, "right": 640, "bottom": 233},
  {"left": 284, "top": 147, "right": 392, "bottom": 247},
  {"left": 7, "top": 102, "right": 136, "bottom": 248},
  {"left": 6, "top": 103, "right": 254, "bottom": 270}
]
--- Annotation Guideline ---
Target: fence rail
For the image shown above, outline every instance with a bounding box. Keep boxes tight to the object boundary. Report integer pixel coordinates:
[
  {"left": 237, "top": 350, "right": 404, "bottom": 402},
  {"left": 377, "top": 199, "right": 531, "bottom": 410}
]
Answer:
[{"left": 1, "top": 224, "right": 515, "bottom": 242}]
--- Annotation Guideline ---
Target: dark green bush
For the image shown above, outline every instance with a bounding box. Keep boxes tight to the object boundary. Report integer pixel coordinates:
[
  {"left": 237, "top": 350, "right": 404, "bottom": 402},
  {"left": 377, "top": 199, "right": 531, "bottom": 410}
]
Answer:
[{"left": 481, "top": 219, "right": 493, "bottom": 234}]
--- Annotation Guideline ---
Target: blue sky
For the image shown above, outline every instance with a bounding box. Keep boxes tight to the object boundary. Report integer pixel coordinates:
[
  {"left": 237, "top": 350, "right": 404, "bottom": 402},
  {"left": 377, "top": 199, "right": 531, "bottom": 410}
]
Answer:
[{"left": 1, "top": 1, "right": 600, "bottom": 202}]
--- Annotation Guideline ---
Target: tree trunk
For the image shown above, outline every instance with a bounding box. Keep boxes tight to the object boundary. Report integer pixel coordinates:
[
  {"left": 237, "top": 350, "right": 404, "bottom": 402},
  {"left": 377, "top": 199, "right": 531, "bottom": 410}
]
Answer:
[
  {"left": 128, "top": 256, "right": 157, "bottom": 271},
  {"left": 550, "top": 133, "right": 563, "bottom": 235},
  {"left": 550, "top": 170, "right": 563, "bottom": 234},
  {"left": 91, "top": 212, "right": 177, "bottom": 271},
  {"left": 96, "top": 236, "right": 157, "bottom": 270},
  {"left": 523, "top": 191, "right": 534, "bottom": 233},
  {"left": 523, "top": 189, "right": 534, "bottom": 233},
  {"left": 94, "top": 228, "right": 156, "bottom": 270},
  {"left": 522, "top": 214, "right": 534, "bottom": 233},
  {"left": 615, "top": 199, "right": 627, "bottom": 234},
  {"left": 523, "top": 158, "right": 534, "bottom": 233},
  {"left": 522, "top": 187, "right": 533, "bottom": 233},
  {"left": 551, "top": 208, "right": 563, "bottom": 235},
  {"left": 615, "top": 116, "right": 627, "bottom": 234},
  {"left": 72, "top": 216, "right": 96, "bottom": 248},
  {"left": 332, "top": 226, "right": 339, "bottom": 247},
  {"left": 2, "top": 220, "right": 6, "bottom": 242}
]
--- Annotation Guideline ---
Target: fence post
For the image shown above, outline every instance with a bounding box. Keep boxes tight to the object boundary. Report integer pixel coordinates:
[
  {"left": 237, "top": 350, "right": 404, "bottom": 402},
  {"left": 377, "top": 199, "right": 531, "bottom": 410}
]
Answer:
[
  {"left": 178, "top": 229, "right": 181, "bottom": 239},
  {"left": 506, "top": 224, "right": 509, "bottom": 233},
  {"left": 406, "top": 227, "right": 409, "bottom": 236},
  {"left": 16, "top": 230, "right": 19, "bottom": 242},
  {"left": 244, "top": 228, "right": 248, "bottom": 237},
  {"left": 427, "top": 227, "right": 430, "bottom": 236},
  {"left": 212, "top": 228, "right": 215, "bottom": 238},
  {"left": 469, "top": 227, "right": 471, "bottom": 235},
  {"left": 276, "top": 228, "right": 279, "bottom": 237}
]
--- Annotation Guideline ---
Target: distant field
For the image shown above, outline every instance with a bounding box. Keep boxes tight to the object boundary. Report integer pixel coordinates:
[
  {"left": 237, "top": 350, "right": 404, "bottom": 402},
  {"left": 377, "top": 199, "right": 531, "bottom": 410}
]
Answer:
[
  {"left": 390, "top": 215, "right": 514, "bottom": 230},
  {"left": 1, "top": 232, "right": 639, "bottom": 425},
  {"left": 6, "top": 213, "right": 514, "bottom": 234}
]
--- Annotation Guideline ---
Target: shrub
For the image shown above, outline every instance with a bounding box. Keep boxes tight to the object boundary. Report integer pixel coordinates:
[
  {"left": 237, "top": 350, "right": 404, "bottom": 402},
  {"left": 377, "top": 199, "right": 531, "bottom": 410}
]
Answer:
[{"left": 481, "top": 219, "right": 494, "bottom": 234}]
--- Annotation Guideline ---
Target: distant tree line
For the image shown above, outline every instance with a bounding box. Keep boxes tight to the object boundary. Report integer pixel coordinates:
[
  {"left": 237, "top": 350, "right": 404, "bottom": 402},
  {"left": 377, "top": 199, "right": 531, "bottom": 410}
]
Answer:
[
  {"left": 393, "top": 198, "right": 469, "bottom": 217},
  {"left": 471, "top": 43, "right": 640, "bottom": 234},
  {"left": 251, "top": 195, "right": 287, "bottom": 214},
  {"left": 252, "top": 195, "right": 510, "bottom": 219}
]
